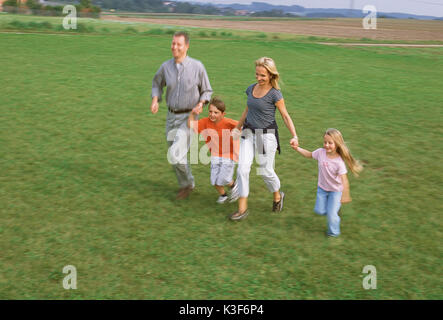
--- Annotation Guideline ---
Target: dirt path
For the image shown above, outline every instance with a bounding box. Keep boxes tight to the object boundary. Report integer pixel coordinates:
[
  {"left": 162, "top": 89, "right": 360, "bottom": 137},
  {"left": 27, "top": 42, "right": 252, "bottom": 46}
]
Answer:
[{"left": 101, "top": 16, "right": 443, "bottom": 41}]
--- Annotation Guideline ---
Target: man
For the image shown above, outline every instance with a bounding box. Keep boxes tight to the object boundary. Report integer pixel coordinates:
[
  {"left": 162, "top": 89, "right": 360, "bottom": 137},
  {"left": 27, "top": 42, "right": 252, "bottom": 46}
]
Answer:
[{"left": 151, "top": 31, "right": 213, "bottom": 199}]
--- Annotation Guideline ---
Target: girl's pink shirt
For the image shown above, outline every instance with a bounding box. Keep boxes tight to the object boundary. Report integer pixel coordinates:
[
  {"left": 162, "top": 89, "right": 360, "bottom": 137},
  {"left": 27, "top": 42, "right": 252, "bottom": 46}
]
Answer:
[{"left": 312, "top": 148, "right": 348, "bottom": 192}]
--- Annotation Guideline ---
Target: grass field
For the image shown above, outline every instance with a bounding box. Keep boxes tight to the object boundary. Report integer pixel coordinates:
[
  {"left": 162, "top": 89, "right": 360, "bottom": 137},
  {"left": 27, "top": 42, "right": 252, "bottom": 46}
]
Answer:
[{"left": 0, "top": 14, "right": 442, "bottom": 299}]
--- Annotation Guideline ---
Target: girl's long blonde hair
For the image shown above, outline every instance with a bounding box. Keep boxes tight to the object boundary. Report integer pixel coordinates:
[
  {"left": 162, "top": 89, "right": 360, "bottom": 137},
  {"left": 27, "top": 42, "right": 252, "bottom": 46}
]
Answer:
[
  {"left": 255, "top": 57, "right": 281, "bottom": 90},
  {"left": 325, "top": 128, "right": 363, "bottom": 177}
]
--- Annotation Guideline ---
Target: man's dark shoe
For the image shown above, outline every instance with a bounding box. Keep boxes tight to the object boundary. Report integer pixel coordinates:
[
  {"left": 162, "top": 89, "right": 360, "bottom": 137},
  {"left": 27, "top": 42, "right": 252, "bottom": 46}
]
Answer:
[
  {"left": 176, "top": 185, "right": 194, "bottom": 200},
  {"left": 272, "top": 191, "right": 285, "bottom": 212}
]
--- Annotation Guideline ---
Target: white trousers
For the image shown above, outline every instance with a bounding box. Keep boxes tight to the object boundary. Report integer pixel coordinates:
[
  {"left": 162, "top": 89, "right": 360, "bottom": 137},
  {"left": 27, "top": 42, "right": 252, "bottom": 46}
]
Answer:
[{"left": 236, "top": 131, "right": 280, "bottom": 198}]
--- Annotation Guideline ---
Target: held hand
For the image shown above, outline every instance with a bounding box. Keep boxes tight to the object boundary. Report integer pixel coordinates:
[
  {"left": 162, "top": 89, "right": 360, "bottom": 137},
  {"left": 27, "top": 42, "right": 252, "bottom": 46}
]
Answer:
[
  {"left": 192, "top": 103, "right": 203, "bottom": 115},
  {"left": 151, "top": 101, "right": 159, "bottom": 114},
  {"left": 290, "top": 137, "right": 299, "bottom": 149},
  {"left": 231, "top": 128, "right": 242, "bottom": 140},
  {"left": 341, "top": 195, "right": 352, "bottom": 204}
]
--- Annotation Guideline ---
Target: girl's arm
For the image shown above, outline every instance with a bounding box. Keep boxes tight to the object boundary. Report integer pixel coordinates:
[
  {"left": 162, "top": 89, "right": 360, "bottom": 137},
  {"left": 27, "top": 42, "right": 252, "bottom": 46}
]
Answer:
[
  {"left": 295, "top": 146, "right": 312, "bottom": 158},
  {"left": 340, "top": 174, "right": 352, "bottom": 203},
  {"left": 275, "top": 99, "right": 298, "bottom": 148}
]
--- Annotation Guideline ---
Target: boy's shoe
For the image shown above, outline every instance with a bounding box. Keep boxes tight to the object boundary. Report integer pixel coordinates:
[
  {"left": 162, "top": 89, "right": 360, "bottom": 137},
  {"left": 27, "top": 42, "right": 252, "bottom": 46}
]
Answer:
[
  {"left": 217, "top": 194, "right": 228, "bottom": 204},
  {"left": 272, "top": 191, "right": 285, "bottom": 212},
  {"left": 229, "top": 209, "right": 249, "bottom": 221}
]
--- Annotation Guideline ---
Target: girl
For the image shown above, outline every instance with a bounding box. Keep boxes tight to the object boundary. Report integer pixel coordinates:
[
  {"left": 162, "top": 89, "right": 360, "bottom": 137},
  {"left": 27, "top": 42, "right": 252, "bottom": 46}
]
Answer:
[
  {"left": 229, "top": 57, "right": 299, "bottom": 220},
  {"left": 295, "top": 128, "right": 363, "bottom": 237}
]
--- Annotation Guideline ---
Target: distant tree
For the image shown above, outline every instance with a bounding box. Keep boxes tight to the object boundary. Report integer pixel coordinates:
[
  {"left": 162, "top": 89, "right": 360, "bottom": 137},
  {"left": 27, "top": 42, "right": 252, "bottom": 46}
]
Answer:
[
  {"left": 3, "top": 0, "right": 18, "bottom": 7},
  {"left": 26, "top": 0, "right": 43, "bottom": 10}
]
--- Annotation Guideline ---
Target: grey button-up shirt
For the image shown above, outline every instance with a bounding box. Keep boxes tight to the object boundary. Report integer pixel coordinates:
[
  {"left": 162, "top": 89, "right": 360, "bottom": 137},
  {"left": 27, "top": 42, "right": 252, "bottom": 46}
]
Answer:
[{"left": 151, "top": 56, "right": 213, "bottom": 112}]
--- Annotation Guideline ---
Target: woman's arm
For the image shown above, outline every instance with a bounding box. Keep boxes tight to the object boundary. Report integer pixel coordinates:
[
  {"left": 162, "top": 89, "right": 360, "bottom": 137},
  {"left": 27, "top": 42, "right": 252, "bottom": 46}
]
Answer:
[
  {"left": 231, "top": 106, "right": 248, "bottom": 140},
  {"left": 275, "top": 99, "right": 298, "bottom": 148},
  {"left": 340, "top": 174, "right": 352, "bottom": 203},
  {"left": 235, "top": 106, "right": 248, "bottom": 130}
]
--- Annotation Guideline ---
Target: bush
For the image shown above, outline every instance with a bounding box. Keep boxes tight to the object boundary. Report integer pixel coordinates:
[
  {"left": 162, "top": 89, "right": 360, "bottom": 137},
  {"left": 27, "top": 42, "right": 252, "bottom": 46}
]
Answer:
[
  {"left": 257, "top": 33, "right": 267, "bottom": 38},
  {"left": 144, "top": 28, "right": 164, "bottom": 35},
  {"left": 164, "top": 29, "right": 175, "bottom": 35},
  {"left": 101, "top": 27, "right": 111, "bottom": 33},
  {"left": 75, "top": 23, "right": 95, "bottom": 33},
  {"left": 211, "top": 31, "right": 217, "bottom": 37},
  {"left": 198, "top": 31, "right": 208, "bottom": 37},
  {"left": 40, "top": 21, "right": 53, "bottom": 29},
  {"left": 124, "top": 27, "right": 138, "bottom": 34},
  {"left": 220, "top": 31, "right": 232, "bottom": 37},
  {"left": 9, "top": 20, "right": 27, "bottom": 29}
]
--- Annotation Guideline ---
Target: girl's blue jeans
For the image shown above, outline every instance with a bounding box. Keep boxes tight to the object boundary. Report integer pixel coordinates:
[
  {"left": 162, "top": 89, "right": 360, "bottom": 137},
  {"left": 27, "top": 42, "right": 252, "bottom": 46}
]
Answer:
[{"left": 314, "top": 186, "right": 342, "bottom": 237}]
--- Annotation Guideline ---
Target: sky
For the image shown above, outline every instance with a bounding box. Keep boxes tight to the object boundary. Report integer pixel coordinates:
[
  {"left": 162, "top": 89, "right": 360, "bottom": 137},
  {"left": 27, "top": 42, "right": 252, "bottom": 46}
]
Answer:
[{"left": 185, "top": 0, "right": 443, "bottom": 17}]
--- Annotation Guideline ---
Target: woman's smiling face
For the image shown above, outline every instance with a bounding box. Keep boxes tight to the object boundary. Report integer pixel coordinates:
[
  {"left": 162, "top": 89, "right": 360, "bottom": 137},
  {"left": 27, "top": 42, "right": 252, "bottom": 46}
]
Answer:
[{"left": 255, "top": 66, "right": 271, "bottom": 86}]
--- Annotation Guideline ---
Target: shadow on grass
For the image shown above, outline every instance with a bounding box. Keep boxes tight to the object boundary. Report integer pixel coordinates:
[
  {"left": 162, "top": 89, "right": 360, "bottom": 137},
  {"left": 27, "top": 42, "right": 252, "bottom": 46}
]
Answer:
[{"left": 51, "top": 159, "right": 176, "bottom": 202}]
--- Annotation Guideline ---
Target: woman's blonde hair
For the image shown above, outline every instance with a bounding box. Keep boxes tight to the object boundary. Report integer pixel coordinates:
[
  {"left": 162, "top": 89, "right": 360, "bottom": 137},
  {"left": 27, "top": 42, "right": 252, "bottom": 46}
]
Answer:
[
  {"left": 325, "top": 128, "right": 363, "bottom": 177},
  {"left": 255, "top": 57, "right": 281, "bottom": 90}
]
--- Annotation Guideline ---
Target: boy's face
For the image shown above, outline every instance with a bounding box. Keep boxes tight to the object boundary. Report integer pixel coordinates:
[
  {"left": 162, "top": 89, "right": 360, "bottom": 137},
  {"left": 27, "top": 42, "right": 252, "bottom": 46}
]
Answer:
[{"left": 208, "top": 104, "right": 225, "bottom": 123}]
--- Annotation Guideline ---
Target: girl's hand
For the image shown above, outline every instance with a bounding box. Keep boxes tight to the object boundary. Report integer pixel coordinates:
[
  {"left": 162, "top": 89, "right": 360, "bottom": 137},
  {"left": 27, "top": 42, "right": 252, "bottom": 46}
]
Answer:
[
  {"left": 290, "top": 137, "right": 299, "bottom": 149},
  {"left": 341, "top": 195, "right": 352, "bottom": 204}
]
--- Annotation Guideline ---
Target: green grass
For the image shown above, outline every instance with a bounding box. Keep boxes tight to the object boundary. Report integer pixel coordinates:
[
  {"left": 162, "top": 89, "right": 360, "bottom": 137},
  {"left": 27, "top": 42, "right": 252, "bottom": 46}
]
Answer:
[
  {"left": 2, "top": 14, "right": 443, "bottom": 45},
  {"left": 0, "top": 15, "right": 442, "bottom": 299}
]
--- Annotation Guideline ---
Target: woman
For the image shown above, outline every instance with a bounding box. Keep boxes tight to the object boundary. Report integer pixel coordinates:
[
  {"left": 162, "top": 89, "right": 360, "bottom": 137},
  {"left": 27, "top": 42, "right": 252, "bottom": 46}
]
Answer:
[{"left": 230, "top": 57, "right": 299, "bottom": 220}]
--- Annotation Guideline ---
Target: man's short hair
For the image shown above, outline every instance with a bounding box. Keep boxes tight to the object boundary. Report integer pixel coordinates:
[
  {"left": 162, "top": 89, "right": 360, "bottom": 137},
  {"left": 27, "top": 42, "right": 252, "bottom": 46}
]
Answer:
[
  {"left": 173, "top": 31, "right": 190, "bottom": 45},
  {"left": 209, "top": 97, "right": 226, "bottom": 113}
]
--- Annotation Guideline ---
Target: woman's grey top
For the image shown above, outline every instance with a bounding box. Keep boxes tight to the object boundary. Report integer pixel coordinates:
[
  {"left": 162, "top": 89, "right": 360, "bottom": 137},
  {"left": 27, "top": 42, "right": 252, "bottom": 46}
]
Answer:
[{"left": 244, "top": 83, "right": 283, "bottom": 129}]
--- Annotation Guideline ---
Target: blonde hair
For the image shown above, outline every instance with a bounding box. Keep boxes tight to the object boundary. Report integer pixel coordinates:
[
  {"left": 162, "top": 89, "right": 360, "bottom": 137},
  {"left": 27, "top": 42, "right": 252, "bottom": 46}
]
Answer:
[
  {"left": 255, "top": 57, "right": 281, "bottom": 90},
  {"left": 324, "top": 128, "right": 363, "bottom": 177}
]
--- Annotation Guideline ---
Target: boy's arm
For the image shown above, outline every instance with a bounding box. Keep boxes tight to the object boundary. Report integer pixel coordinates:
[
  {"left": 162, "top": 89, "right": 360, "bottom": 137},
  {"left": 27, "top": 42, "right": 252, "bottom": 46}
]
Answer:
[
  {"left": 295, "top": 146, "right": 313, "bottom": 158},
  {"left": 340, "top": 174, "right": 352, "bottom": 203},
  {"left": 187, "top": 111, "right": 198, "bottom": 130}
]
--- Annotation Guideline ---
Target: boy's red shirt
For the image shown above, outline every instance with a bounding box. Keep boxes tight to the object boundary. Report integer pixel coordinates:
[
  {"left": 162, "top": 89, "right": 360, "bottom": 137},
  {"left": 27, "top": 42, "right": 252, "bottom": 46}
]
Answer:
[{"left": 194, "top": 117, "right": 239, "bottom": 162}]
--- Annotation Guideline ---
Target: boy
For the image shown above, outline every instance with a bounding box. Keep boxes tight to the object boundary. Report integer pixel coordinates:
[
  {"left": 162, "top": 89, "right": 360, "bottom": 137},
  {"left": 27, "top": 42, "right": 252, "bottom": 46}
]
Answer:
[{"left": 188, "top": 97, "right": 239, "bottom": 203}]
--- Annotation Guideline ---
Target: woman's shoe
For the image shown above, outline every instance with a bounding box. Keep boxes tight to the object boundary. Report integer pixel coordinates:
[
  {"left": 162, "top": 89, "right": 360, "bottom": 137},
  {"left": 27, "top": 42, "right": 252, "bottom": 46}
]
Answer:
[
  {"left": 229, "top": 210, "right": 249, "bottom": 221},
  {"left": 272, "top": 191, "right": 285, "bottom": 212}
]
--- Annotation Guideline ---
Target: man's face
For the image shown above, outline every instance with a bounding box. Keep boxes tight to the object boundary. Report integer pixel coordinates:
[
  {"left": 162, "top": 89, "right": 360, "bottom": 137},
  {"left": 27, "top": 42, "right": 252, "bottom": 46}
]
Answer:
[{"left": 171, "top": 36, "right": 189, "bottom": 60}]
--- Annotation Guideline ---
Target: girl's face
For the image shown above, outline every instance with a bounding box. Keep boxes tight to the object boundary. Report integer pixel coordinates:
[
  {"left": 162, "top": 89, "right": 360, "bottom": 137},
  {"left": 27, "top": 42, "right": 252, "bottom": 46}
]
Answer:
[
  {"left": 208, "top": 104, "right": 224, "bottom": 123},
  {"left": 323, "top": 135, "right": 337, "bottom": 154},
  {"left": 255, "top": 66, "right": 271, "bottom": 86}
]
